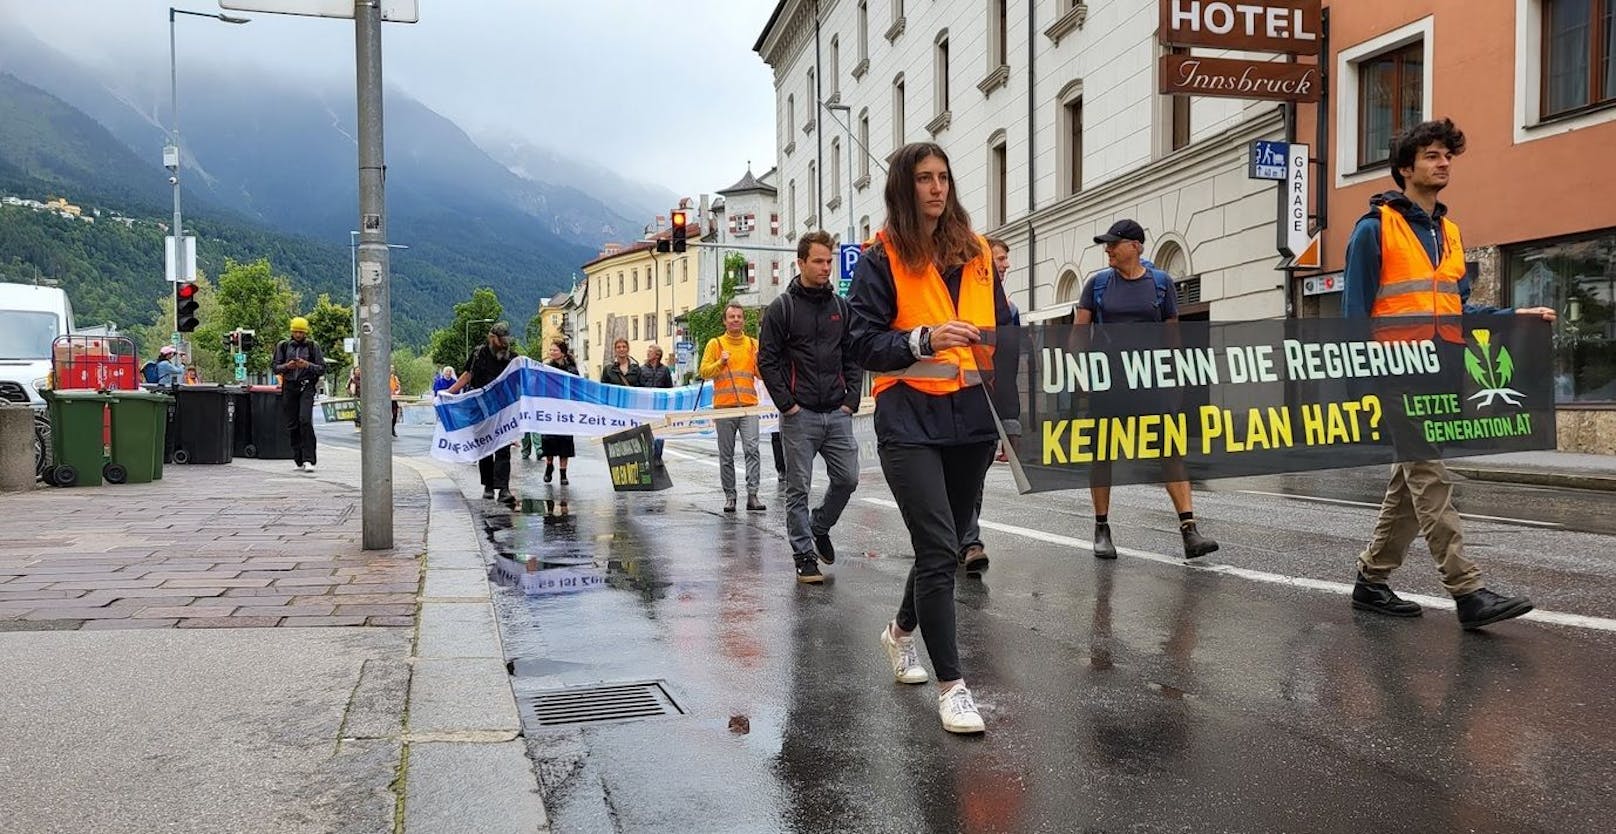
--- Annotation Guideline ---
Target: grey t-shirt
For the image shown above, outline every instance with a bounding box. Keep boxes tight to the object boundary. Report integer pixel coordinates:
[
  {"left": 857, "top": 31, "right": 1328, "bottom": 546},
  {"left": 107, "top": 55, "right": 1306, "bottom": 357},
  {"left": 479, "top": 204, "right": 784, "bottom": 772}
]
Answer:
[{"left": 1078, "top": 270, "right": 1178, "bottom": 323}]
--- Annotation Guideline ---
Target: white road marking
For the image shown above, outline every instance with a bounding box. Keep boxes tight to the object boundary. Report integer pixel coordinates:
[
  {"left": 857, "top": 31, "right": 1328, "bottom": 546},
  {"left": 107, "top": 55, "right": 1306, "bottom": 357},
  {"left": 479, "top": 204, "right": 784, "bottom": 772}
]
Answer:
[
  {"left": 662, "top": 448, "right": 717, "bottom": 467},
  {"left": 1234, "top": 490, "right": 1562, "bottom": 529},
  {"left": 858, "top": 497, "right": 1616, "bottom": 633}
]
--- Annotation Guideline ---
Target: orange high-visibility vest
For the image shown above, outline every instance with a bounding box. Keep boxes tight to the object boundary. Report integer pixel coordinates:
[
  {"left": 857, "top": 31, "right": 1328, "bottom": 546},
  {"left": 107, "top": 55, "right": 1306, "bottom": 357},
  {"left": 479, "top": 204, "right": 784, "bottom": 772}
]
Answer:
[
  {"left": 870, "top": 230, "right": 997, "bottom": 398},
  {"left": 707, "top": 335, "right": 760, "bottom": 407},
  {"left": 1371, "top": 205, "right": 1465, "bottom": 343}
]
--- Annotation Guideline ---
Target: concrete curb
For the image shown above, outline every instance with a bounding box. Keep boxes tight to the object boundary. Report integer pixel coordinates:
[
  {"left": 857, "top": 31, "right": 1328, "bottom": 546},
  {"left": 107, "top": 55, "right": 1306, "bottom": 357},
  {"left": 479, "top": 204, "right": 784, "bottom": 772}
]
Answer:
[
  {"left": 397, "top": 457, "right": 549, "bottom": 834},
  {"left": 1449, "top": 466, "right": 1616, "bottom": 492}
]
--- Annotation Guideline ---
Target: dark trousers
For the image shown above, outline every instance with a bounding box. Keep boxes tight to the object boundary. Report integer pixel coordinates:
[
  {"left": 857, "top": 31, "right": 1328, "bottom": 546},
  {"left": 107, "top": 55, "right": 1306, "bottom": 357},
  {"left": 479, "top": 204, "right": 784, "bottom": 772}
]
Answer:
[
  {"left": 881, "top": 440, "right": 995, "bottom": 683},
  {"left": 280, "top": 383, "right": 317, "bottom": 465},
  {"left": 479, "top": 445, "right": 511, "bottom": 491}
]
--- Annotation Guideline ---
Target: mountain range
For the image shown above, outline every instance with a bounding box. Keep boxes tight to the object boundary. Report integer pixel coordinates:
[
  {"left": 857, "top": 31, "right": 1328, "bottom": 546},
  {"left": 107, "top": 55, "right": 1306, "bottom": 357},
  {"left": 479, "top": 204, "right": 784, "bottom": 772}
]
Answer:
[{"left": 0, "top": 24, "right": 660, "bottom": 347}]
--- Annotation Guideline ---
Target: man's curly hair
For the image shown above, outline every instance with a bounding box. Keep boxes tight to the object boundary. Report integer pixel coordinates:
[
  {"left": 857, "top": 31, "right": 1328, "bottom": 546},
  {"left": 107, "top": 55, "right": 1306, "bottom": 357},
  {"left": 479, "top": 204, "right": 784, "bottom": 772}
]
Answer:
[{"left": 1391, "top": 118, "right": 1466, "bottom": 189}]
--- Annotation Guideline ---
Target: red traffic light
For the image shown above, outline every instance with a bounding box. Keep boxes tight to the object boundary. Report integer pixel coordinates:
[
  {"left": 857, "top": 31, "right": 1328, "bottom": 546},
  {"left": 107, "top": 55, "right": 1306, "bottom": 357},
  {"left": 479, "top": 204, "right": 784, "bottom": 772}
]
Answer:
[{"left": 177, "top": 283, "right": 198, "bottom": 300}]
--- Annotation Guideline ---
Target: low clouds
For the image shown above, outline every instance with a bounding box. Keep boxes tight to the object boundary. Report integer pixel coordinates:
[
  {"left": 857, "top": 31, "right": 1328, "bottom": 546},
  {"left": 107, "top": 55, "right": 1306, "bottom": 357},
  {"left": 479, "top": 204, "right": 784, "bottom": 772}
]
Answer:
[{"left": 1, "top": 0, "right": 777, "bottom": 196}]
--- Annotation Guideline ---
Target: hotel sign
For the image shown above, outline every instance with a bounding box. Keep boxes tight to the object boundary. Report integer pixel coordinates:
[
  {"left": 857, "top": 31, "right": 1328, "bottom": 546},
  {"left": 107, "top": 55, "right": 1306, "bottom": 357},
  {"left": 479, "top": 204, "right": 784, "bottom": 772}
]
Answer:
[
  {"left": 1160, "top": 54, "right": 1321, "bottom": 103},
  {"left": 1159, "top": 0, "right": 1322, "bottom": 54}
]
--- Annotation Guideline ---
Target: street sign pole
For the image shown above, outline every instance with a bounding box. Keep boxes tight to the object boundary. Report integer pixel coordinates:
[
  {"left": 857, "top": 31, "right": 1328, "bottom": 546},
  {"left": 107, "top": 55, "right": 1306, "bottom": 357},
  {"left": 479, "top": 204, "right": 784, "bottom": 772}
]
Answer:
[{"left": 355, "top": 0, "right": 393, "bottom": 550}]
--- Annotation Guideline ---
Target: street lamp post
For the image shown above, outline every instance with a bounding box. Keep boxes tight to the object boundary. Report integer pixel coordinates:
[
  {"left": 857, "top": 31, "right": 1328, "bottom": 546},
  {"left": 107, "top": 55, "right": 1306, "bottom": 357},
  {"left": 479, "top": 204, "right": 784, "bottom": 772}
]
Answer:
[
  {"left": 824, "top": 101, "right": 855, "bottom": 244},
  {"left": 167, "top": 7, "right": 248, "bottom": 331},
  {"left": 466, "top": 318, "right": 495, "bottom": 361}
]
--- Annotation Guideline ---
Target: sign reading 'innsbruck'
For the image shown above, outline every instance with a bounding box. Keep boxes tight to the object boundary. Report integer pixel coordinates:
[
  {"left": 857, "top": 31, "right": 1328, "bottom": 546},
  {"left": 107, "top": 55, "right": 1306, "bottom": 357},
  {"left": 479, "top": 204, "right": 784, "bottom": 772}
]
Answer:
[{"left": 1158, "top": 0, "right": 1323, "bottom": 102}]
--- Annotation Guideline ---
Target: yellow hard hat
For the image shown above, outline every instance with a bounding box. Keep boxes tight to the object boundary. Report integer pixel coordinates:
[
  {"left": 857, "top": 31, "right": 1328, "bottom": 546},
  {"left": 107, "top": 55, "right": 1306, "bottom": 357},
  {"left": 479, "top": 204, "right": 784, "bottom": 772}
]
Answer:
[{"left": 290, "top": 316, "right": 310, "bottom": 333}]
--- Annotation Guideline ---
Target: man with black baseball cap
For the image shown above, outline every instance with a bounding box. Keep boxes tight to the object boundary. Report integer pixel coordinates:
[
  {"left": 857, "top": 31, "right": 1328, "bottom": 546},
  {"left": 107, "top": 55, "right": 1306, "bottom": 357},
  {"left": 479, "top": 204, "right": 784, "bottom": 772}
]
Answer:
[
  {"left": 447, "top": 321, "right": 518, "bottom": 504},
  {"left": 1075, "top": 218, "right": 1219, "bottom": 561},
  {"left": 1093, "top": 219, "right": 1146, "bottom": 246}
]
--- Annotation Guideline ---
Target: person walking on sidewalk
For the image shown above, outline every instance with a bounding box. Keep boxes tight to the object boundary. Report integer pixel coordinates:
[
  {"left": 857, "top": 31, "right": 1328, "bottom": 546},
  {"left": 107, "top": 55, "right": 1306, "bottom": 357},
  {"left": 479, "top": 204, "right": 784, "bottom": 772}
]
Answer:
[
  {"left": 273, "top": 316, "right": 325, "bottom": 473},
  {"left": 700, "top": 303, "right": 766, "bottom": 513},
  {"left": 446, "top": 322, "right": 518, "bottom": 505},
  {"left": 848, "top": 142, "right": 1019, "bottom": 734},
  {"left": 539, "top": 339, "right": 579, "bottom": 485},
  {"left": 601, "top": 338, "right": 644, "bottom": 387},
  {"left": 1075, "top": 218, "right": 1219, "bottom": 562},
  {"left": 641, "top": 344, "right": 674, "bottom": 467},
  {"left": 958, "top": 235, "right": 1022, "bottom": 576},
  {"left": 759, "top": 230, "right": 862, "bottom": 585},
  {"left": 1343, "top": 118, "right": 1555, "bottom": 630},
  {"left": 388, "top": 365, "right": 402, "bottom": 437}
]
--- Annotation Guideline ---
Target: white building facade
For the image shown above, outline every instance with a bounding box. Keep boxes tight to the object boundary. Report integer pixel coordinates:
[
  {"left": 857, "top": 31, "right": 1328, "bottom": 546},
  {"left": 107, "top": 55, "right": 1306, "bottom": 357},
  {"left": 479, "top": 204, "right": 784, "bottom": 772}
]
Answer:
[
  {"left": 704, "top": 167, "right": 796, "bottom": 308},
  {"left": 754, "top": 0, "right": 1294, "bottom": 321}
]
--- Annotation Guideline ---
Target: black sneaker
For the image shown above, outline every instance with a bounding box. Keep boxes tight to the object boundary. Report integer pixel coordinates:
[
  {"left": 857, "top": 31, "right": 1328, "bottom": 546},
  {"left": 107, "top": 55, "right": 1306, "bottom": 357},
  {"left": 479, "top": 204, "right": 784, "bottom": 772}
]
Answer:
[
  {"left": 482, "top": 488, "right": 495, "bottom": 500},
  {"left": 1351, "top": 574, "right": 1422, "bottom": 617},
  {"left": 794, "top": 553, "right": 824, "bottom": 584},
  {"left": 1455, "top": 587, "right": 1533, "bottom": 630},
  {"left": 814, "top": 532, "right": 836, "bottom": 565}
]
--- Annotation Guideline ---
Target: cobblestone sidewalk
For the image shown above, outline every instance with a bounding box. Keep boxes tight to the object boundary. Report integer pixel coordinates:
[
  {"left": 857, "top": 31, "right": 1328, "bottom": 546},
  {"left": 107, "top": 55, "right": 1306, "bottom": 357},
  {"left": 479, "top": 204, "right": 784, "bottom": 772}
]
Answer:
[{"left": 0, "top": 449, "right": 427, "bottom": 630}]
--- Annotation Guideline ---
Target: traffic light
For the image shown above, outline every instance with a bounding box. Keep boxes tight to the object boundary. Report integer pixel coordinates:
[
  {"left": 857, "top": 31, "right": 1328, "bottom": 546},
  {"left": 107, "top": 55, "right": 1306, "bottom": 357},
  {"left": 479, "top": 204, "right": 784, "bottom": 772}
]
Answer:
[
  {"left": 237, "top": 330, "right": 256, "bottom": 352},
  {"left": 175, "top": 282, "right": 200, "bottom": 333},
  {"left": 671, "top": 210, "right": 688, "bottom": 253}
]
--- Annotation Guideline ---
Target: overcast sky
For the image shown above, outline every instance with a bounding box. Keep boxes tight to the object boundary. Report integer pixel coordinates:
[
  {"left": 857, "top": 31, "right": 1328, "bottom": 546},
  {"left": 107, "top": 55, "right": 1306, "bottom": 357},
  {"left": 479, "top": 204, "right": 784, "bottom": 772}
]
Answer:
[{"left": 1, "top": 0, "right": 779, "bottom": 195}]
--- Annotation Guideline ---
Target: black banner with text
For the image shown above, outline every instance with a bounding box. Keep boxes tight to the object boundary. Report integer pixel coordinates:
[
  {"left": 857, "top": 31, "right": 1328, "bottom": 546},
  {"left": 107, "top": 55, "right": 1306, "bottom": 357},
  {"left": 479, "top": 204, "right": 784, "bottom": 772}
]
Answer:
[{"left": 1003, "top": 317, "right": 1555, "bottom": 491}]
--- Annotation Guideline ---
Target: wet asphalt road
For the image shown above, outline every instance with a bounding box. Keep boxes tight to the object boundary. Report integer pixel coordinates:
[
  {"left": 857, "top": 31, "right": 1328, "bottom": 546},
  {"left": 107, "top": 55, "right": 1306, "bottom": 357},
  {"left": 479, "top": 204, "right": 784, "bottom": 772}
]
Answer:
[{"left": 326, "top": 424, "right": 1616, "bottom": 833}]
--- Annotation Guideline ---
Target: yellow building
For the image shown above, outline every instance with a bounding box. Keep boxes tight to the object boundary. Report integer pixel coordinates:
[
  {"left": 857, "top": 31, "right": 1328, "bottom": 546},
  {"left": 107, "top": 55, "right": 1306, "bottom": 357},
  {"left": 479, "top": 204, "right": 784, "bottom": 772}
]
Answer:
[
  {"left": 44, "top": 197, "right": 82, "bottom": 217},
  {"left": 532, "top": 295, "right": 569, "bottom": 350},
  {"left": 580, "top": 223, "right": 703, "bottom": 380}
]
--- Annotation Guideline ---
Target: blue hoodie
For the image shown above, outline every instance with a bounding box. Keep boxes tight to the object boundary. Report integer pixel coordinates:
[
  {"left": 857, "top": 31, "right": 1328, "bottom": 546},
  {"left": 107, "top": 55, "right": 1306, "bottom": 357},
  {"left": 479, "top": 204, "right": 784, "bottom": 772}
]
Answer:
[{"left": 1342, "top": 190, "right": 1510, "bottom": 320}]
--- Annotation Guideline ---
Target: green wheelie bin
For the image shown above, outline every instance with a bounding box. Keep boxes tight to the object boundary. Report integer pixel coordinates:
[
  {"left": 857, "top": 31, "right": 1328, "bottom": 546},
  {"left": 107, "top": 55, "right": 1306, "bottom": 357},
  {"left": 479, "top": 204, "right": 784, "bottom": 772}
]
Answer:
[
  {"left": 44, "top": 390, "right": 112, "bottom": 488},
  {"left": 108, "top": 390, "right": 173, "bottom": 484}
]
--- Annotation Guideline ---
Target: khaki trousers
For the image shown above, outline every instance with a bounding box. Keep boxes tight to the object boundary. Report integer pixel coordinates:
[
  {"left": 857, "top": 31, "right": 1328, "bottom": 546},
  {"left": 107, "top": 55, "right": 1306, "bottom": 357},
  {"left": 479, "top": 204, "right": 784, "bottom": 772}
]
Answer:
[{"left": 1356, "top": 459, "right": 1483, "bottom": 596}]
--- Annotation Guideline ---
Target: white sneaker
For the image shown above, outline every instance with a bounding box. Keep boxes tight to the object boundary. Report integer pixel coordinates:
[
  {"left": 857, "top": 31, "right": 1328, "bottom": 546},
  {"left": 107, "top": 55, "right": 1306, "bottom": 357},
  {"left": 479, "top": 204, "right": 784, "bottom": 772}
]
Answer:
[
  {"left": 938, "top": 683, "right": 985, "bottom": 734},
  {"left": 880, "top": 624, "right": 929, "bottom": 684},
  {"left": 303, "top": 462, "right": 316, "bottom": 473}
]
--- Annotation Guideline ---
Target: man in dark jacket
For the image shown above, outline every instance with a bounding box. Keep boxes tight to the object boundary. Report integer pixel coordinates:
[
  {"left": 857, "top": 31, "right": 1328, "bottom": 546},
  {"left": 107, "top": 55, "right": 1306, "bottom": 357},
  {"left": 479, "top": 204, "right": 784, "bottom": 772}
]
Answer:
[
  {"left": 273, "top": 316, "right": 326, "bottom": 472},
  {"left": 641, "top": 344, "right": 673, "bottom": 466},
  {"left": 758, "top": 230, "right": 862, "bottom": 584},
  {"left": 446, "top": 322, "right": 518, "bottom": 504}
]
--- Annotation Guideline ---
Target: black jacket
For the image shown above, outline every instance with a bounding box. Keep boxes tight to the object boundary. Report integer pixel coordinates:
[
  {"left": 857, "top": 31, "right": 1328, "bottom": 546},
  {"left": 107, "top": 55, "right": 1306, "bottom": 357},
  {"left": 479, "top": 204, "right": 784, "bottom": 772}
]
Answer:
[
  {"left": 640, "top": 362, "right": 674, "bottom": 388},
  {"left": 272, "top": 338, "right": 325, "bottom": 388},
  {"left": 759, "top": 277, "right": 861, "bottom": 414},
  {"left": 847, "top": 243, "right": 1019, "bottom": 445},
  {"left": 600, "top": 358, "right": 643, "bottom": 387}
]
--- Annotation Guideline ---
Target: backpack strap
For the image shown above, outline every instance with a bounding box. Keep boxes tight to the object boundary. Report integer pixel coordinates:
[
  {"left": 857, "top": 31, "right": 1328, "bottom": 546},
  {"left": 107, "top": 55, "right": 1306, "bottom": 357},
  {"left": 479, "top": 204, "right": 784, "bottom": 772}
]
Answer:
[
  {"left": 1090, "top": 268, "right": 1115, "bottom": 324},
  {"left": 1150, "top": 268, "right": 1173, "bottom": 318}
]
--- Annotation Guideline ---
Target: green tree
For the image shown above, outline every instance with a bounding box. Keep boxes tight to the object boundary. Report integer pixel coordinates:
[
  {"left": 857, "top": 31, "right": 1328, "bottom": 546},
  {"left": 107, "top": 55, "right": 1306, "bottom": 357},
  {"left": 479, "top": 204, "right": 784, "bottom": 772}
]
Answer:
[
  {"left": 685, "top": 267, "right": 761, "bottom": 372},
  {"left": 213, "top": 258, "right": 299, "bottom": 376},
  {"left": 428, "top": 287, "right": 504, "bottom": 370},
  {"left": 390, "top": 346, "right": 436, "bottom": 396},
  {"left": 304, "top": 293, "right": 354, "bottom": 386}
]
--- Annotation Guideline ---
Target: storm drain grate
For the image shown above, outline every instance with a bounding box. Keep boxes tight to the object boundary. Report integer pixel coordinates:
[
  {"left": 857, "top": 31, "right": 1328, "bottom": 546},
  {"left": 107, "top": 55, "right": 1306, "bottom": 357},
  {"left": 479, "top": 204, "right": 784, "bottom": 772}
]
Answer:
[{"left": 523, "top": 681, "right": 684, "bottom": 727}]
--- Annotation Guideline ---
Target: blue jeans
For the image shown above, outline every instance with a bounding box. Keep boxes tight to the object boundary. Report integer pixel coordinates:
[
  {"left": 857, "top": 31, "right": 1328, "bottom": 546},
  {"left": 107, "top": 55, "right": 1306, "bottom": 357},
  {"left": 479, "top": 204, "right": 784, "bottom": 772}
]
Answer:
[{"left": 779, "top": 409, "right": 859, "bottom": 556}]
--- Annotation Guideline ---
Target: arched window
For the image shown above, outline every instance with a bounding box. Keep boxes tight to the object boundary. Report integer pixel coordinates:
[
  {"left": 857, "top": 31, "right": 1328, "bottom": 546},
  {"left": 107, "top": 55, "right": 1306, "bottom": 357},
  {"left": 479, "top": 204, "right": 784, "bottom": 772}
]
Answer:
[{"left": 1056, "top": 269, "right": 1081, "bottom": 303}]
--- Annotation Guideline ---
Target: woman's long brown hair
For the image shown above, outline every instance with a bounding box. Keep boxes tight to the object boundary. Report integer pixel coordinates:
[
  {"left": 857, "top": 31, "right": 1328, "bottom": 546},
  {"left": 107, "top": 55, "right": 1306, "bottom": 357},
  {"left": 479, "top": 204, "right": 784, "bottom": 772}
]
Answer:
[{"left": 881, "top": 142, "right": 979, "bottom": 271}]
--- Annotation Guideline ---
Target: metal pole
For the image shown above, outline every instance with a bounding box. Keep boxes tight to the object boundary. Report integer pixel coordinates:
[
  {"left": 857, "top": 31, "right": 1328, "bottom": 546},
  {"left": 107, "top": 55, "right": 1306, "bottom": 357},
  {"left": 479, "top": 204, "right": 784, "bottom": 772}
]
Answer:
[
  {"left": 169, "top": 8, "right": 181, "bottom": 332},
  {"left": 843, "top": 113, "right": 855, "bottom": 242},
  {"left": 355, "top": 0, "right": 392, "bottom": 550},
  {"left": 350, "top": 230, "right": 359, "bottom": 339}
]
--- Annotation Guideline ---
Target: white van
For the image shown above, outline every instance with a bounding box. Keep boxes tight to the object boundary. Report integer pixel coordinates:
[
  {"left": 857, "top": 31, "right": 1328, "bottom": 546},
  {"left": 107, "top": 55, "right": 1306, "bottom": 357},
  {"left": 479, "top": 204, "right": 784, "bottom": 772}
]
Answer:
[{"left": 0, "top": 282, "right": 76, "bottom": 409}]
